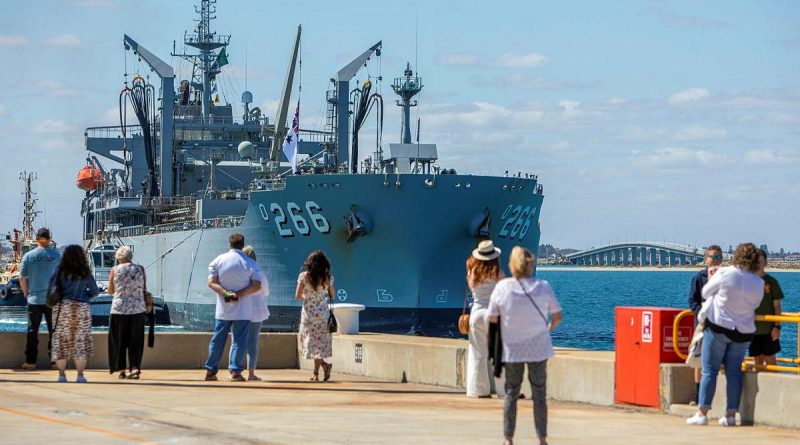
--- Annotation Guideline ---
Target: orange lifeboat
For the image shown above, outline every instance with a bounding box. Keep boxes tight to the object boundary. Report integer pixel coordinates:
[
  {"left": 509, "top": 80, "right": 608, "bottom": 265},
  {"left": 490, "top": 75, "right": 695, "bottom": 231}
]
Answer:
[{"left": 76, "top": 165, "right": 104, "bottom": 191}]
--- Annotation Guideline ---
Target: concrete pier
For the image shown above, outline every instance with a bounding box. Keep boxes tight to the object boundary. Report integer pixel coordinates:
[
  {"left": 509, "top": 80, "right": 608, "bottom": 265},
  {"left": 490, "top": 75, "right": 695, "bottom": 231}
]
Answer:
[{"left": 0, "top": 331, "right": 798, "bottom": 442}]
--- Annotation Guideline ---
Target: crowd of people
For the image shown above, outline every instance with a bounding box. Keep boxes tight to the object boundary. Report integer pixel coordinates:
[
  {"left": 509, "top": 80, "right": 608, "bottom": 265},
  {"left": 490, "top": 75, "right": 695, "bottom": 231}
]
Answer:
[
  {"left": 685, "top": 242, "right": 785, "bottom": 427},
  {"left": 17, "top": 227, "right": 786, "bottom": 442}
]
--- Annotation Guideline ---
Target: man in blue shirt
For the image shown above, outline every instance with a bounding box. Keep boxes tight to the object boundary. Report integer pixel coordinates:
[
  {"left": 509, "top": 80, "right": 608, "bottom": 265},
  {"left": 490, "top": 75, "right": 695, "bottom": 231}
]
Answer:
[
  {"left": 687, "top": 244, "right": 722, "bottom": 403},
  {"left": 203, "top": 233, "right": 262, "bottom": 382},
  {"left": 19, "top": 228, "right": 61, "bottom": 369}
]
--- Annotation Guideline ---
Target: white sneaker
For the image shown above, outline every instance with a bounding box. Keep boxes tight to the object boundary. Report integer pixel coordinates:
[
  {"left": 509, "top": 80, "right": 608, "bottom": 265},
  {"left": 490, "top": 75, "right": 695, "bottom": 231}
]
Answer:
[
  {"left": 718, "top": 416, "right": 736, "bottom": 427},
  {"left": 686, "top": 412, "right": 708, "bottom": 425}
]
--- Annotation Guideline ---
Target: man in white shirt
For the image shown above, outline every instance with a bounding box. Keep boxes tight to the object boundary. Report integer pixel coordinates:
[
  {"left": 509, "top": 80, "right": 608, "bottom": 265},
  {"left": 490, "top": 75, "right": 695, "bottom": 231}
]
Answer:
[{"left": 203, "top": 233, "right": 262, "bottom": 382}]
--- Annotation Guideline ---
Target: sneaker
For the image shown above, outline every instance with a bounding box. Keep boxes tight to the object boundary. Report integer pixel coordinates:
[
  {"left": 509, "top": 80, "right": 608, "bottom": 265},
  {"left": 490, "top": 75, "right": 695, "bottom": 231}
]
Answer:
[
  {"left": 76, "top": 375, "right": 88, "bottom": 383},
  {"left": 57, "top": 375, "right": 67, "bottom": 383},
  {"left": 228, "top": 372, "right": 245, "bottom": 382},
  {"left": 718, "top": 416, "right": 736, "bottom": 427},
  {"left": 686, "top": 412, "right": 708, "bottom": 425},
  {"left": 20, "top": 362, "right": 36, "bottom": 370},
  {"left": 247, "top": 375, "right": 262, "bottom": 381},
  {"left": 204, "top": 371, "right": 218, "bottom": 381}
]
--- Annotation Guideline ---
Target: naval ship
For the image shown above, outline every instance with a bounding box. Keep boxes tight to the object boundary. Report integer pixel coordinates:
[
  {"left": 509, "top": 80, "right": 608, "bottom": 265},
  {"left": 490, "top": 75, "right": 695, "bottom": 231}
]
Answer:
[{"left": 79, "top": 0, "right": 544, "bottom": 334}]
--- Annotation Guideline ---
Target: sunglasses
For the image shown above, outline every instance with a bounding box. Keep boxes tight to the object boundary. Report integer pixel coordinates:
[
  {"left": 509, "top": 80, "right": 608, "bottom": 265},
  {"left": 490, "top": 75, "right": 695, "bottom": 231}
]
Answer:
[{"left": 707, "top": 255, "right": 722, "bottom": 260}]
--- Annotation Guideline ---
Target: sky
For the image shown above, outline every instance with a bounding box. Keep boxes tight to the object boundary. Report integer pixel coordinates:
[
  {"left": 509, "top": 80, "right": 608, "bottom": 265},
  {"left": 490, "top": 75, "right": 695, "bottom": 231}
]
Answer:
[{"left": 0, "top": 0, "right": 798, "bottom": 252}]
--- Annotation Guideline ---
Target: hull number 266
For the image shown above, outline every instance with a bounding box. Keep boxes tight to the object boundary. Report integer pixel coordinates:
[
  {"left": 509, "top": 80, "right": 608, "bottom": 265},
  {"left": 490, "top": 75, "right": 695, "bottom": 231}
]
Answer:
[
  {"left": 259, "top": 201, "right": 330, "bottom": 237},
  {"left": 498, "top": 204, "right": 537, "bottom": 240}
]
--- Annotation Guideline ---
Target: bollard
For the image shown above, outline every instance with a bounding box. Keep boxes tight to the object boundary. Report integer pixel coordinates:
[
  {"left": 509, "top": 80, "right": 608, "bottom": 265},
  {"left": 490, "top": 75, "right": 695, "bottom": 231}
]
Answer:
[{"left": 331, "top": 303, "right": 366, "bottom": 334}]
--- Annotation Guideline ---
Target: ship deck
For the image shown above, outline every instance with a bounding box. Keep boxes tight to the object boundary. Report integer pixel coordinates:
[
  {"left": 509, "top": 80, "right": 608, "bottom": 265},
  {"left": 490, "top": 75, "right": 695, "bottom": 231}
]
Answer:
[{"left": 1, "top": 368, "right": 797, "bottom": 444}]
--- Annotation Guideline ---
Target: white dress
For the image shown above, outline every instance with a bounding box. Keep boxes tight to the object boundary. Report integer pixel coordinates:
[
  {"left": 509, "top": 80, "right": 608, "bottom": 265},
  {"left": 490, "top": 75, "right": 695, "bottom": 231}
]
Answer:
[
  {"left": 298, "top": 272, "right": 333, "bottom": 360},
  {"left": 466, "top": 279, "right": 498, "bottom": 397}
]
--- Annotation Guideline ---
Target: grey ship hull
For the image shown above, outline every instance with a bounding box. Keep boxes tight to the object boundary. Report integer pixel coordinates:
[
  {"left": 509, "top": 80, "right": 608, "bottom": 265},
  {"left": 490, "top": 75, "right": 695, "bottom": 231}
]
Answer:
[{"left": 118, "top": 173, "right": 543, "bottom": 334}]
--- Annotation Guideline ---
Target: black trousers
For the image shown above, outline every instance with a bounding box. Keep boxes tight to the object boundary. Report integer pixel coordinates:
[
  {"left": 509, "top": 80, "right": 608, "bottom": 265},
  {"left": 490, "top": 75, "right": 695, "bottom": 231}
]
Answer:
[
  {"left": 25, "top": 304, "right": 53, "bottom": 364},
  {"left": 108, "top": 313, "right": 146, "bottom": 373}
]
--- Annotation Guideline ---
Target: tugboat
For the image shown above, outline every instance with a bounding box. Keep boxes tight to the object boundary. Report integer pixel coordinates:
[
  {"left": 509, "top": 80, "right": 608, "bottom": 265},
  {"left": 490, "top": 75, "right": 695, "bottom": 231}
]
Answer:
[{"left": 1, "top": 172, "right": 45, "bottom": 306}]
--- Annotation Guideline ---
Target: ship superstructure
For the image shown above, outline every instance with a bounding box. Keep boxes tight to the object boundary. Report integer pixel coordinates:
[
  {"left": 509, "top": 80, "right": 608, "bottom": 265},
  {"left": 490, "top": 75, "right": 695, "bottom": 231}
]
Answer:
[{"left": 80, "top": 0, "right": 545, "bottom": 334}]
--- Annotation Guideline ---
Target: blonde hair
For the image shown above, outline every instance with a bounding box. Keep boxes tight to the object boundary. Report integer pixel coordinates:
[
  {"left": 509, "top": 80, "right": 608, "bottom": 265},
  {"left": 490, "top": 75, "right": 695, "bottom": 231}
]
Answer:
[
  {"left": 509, "top": 246, "right": 535, "bottom": 278},
  {"left": 115, "top": 245, "right": 133, "bottom": 262},
  {"left": 242, "top": 245, "right": 256, "bottom": 261}
]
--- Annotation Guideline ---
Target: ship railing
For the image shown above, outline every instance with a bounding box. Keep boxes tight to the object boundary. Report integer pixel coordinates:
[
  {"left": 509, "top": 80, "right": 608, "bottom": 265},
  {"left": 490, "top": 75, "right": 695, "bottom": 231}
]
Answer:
[
  {"left": 249, "top": 178, "right": 286, "bottom": 191},
  {"left": 117, "top": 215, "right": 244, "bottom": 238},
  {"left": 142, "top": 196, "right": 194, "bottom": 209},
  {"left": 298, "top": 129, "right": 334, "bottom": 144},
  {"left": 672, "top": 309, "right": 800, "bottom": 374},
  {"left": 85, "top": 125, "right": 143, "bottom": 139},
  {"left": 279, "top": 149, "right": 329, "bottom": 178},
  {"left": 172, "top": 113, "right": 267, "bottom": 126}
]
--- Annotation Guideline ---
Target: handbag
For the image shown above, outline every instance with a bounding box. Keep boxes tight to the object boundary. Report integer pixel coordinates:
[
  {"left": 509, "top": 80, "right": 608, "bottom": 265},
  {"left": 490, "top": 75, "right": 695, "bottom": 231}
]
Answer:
[
  {"left": 685, "top": 320, "right": 704, "bottom": 368},
  {"left": 138, "top": 264, "right": 153, "bottom": 313},
  {"left": 458, "top": 289, "right": 471, "bottom": 335},
  {"left": 46, "top": 268, "right": 63, "bottom": 308},
  {"left": 327, "top": 301, "right": 338, "bottom": 333}
]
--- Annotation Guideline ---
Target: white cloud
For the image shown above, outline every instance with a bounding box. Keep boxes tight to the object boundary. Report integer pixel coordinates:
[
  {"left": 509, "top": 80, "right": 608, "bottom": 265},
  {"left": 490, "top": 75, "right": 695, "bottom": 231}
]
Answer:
[
  {"left": 491, "top": 52, "right": 548, "bottom": 68},
  {"left": 33, "top": 119, "right": 78, "bottom": 134},
  {"left": 436, "top": 53, "right": 481, "bottom": 66},
  {"left": 0, "top": 35, "right": 28, "bottom": 47},
  {"left": 558, "top": 100, "right": 581, "bottom": 118},
  {"left": 42, "top": 34, "right": 82, "bottom": 48},
  {"left": 36, "top": 81, "right": 79, "bottom": 97},
  {"left": 608, "top": 97, "right": 627, "bottom": 105},
  {"left": 673, "top": 126, "right": 727, "bottom": 141},
  {"left": 742, "top": 149, "right": 799, "bottom": 165},
  {"left": 0, "top": 104, "right": 7, "bottom": 117},
  {"left": 668, "top": 88, "right": 710, "bottom": 105},
  {"left": 41, "top": 139, "right": 78, "bottom": 153},
  {"left": 631, "top": 147, "right": 723, "bottom": 168}
]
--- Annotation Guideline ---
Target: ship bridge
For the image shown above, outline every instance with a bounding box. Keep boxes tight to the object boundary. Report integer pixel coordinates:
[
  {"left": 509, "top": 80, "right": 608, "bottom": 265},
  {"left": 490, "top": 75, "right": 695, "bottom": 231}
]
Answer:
[{"left": 566, "top": 242, "right": 717, "bottom": 266}]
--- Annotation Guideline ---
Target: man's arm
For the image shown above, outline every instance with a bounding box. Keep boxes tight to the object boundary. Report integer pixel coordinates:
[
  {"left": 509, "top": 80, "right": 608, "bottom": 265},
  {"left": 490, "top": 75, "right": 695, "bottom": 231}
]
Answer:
[
  {"left": 688, "top": 275, "right": 703, "bottom": 313},
  {"left": 19, "top": 276, "right": 28, "bottom": 297},
  {"left": 235, "top": 279, "right": 262, "bottom": 298},
  {"left": 208, "top": 276, "right": 229, "bottom": 297}
]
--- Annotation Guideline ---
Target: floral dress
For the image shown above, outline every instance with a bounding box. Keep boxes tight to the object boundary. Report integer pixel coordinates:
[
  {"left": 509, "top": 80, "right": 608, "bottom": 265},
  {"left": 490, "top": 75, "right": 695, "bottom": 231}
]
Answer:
[
  {"left": 111, "top": 263, "right": 146, "bottom": 315},
  {"left": 298, "top": 272, "right": 333, "bottom": 360}
]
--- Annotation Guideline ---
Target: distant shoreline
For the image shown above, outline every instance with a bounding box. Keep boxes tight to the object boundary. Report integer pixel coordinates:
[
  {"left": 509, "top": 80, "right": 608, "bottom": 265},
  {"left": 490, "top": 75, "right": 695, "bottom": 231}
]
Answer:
[{"left": 538, "top": 266, "right": 800, "bottom": 273}]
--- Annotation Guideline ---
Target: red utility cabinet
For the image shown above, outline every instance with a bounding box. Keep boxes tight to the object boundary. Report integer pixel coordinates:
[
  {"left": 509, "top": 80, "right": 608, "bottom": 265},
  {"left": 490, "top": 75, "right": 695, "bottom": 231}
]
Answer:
[{"left": 615, "top": 307, "right": 694, "bottom": 408}]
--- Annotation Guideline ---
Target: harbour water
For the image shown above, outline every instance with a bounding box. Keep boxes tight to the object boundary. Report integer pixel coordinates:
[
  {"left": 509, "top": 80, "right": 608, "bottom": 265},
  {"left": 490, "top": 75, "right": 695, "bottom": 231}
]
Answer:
[{"left": 2, "top": 269, "right": 797, "bottom": 357}]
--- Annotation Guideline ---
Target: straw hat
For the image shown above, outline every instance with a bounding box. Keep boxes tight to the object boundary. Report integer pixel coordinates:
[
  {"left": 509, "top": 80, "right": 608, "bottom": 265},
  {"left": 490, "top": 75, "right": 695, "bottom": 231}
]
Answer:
[{"left": 472, "top": 240, "right": 501, "bottom": 261}]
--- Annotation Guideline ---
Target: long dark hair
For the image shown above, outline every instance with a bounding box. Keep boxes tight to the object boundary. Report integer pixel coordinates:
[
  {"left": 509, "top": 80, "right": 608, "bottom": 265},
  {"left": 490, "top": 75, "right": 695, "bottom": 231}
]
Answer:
[
  {"left": 303, "top": 250, "right": 331, "bottom": 290},
  {"left": 58, "top": 245, "right": 92, "bottom": 280}
]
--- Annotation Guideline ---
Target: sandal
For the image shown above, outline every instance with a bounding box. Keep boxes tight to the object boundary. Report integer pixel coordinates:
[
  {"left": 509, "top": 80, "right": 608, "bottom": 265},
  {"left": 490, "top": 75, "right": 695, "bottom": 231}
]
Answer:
[
  {"left": 323, "top": 363, "right": 333, "bottom": 382},
  {"left": 128, "top": 370, "right": 140, "bottom": 380},
  {"left": 118, "top": 372, "right": 127, "bottom": 379},
  {"left": 310, "top": 371, "right": 319, "bottom": 382}
]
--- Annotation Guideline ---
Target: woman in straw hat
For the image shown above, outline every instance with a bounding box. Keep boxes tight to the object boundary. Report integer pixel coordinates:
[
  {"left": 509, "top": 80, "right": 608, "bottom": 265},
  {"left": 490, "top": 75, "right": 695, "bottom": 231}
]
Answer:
[{"left": 465, "top": 239, "right": 504, "bottom": 397}]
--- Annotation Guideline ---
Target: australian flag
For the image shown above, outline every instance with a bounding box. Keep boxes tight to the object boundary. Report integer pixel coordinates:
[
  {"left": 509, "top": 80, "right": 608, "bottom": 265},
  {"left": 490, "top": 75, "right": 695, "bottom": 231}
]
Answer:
[{"left": 282, "top": 101, "right": 299, "bottom": 173}]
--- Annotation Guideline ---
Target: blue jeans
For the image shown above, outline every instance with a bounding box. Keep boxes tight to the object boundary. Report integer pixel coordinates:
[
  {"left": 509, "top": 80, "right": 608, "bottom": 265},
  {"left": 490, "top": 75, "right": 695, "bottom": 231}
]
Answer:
[
  {"left": 204, "top": 319, "right": 250, "bottom": 374},
  {"left": 247, "top": 321, "right": 262, "bottom": 371},
  {"left": 699, "top": 328, "right": 750, "bottom": 411}
]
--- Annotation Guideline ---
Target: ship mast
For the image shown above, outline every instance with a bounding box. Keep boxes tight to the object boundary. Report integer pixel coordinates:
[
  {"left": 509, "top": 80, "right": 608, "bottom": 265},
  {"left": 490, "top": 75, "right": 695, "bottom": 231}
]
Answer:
[
  {"left": 173, "top": 0, "right": 230, "bottom": 122},
  {"left": 19, "top": 171, "right": 40, "bottom": 241},
  {"left": 391, "top": 62, "right": 423, "bottom": 144}
]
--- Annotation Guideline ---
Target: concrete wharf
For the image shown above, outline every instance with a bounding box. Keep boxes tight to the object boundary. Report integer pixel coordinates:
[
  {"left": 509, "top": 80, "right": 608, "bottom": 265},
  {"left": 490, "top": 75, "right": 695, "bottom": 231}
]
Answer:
[{"left": 0, "top": 332, "right": 798, "bottom": 444}]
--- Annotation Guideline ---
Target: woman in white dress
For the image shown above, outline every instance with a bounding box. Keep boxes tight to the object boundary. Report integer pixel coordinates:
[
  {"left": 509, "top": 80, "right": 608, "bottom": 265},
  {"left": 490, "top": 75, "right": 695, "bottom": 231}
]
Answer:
[
  {"left": 242, "top": 246, "right": 270, "bottom": 381},
  {"left": 465, "top": 239, "right": 504, "bottom": 397},
  {"left": 295, "top": 250, "right": 335, "bottom": 382}
]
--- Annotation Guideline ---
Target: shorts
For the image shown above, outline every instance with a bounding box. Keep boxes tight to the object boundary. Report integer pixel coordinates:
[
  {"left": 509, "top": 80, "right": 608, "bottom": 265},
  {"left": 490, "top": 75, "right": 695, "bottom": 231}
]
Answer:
[{"left": 748, "top": 333, "right": 780, "bottom": 357}]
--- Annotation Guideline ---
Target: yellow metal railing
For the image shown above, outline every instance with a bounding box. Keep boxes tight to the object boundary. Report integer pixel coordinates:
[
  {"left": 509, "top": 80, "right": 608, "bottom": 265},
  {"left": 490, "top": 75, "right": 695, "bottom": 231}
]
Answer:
[{"left": 671, "top": 310, "right": 800, "bottom": 373}]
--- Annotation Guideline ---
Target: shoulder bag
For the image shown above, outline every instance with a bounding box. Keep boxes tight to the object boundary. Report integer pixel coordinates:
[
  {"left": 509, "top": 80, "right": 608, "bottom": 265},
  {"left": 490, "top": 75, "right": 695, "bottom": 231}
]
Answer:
[
  {"left": 137, "top": 264, "right": 153, "bottom": 314},
  {"left": 327, "top": 299, "right": 338, "bottom": 333},
  {"left": 517, "top": 279, "right": 549, "bottom": 326},
  {"left": 458, "top": 289, "right": 471, "bottom": 335}
]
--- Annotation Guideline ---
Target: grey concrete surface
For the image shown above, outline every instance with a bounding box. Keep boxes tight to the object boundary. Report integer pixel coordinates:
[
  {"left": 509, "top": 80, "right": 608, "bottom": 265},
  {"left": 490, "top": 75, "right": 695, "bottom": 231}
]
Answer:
[{"left": 1, "top": 369, "right": 797, "bottom": 445}]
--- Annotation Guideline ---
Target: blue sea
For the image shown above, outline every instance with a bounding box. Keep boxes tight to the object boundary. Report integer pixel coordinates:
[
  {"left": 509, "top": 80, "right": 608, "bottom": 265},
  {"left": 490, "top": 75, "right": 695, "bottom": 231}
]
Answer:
[
  {"left": 538, "top": 268, "right": 799, "bottom": 359},
  {"left": 2, "top": 269, "right": 798, "bottom": 358}
]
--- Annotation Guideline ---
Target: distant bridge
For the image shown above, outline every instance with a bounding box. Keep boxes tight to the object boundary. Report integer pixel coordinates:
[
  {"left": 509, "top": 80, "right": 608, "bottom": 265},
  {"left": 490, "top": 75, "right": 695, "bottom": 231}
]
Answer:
[{"left": 566, "top": 242, "right": 712, "bottom": 266}]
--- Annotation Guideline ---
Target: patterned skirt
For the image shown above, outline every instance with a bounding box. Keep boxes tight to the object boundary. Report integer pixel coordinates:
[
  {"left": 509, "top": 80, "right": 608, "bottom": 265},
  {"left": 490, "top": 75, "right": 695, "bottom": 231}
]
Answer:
[
  {"left": 51, "top": 300, "right": 93, "bottom": 361},
  {"left": 300, "top": 314, "right": 332, "bottom": 360}
]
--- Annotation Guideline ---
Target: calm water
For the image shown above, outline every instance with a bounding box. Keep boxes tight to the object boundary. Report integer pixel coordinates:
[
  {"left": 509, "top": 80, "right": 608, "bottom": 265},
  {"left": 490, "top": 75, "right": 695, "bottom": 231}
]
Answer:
[
  {"left": 2, "top": 270, "right": 798, "bottom": 357},
  {"left": 538, "top": 268, "right": 799, "bottom": 359}
]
